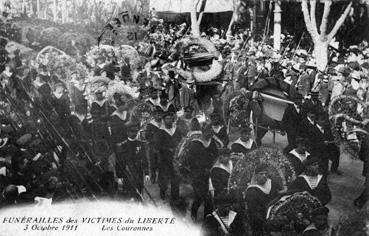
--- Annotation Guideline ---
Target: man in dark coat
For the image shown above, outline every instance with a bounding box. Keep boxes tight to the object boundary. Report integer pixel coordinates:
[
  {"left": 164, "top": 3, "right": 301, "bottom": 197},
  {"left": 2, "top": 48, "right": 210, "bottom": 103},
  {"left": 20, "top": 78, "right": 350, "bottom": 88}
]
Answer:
[
  {"left": 145, "top": 106, "right": 163, "bottom": 183},
  {"left": 116, "top": 122, "right": 148, "bottom": 199},
  {"left": 153, "top": 112, "right": 183, "bottom": 200},
  {"left": 315, "top": 114, "right": 341, "bottom": 175},
  {"left": 210, "top": 113, "right": 229, "bottom": 148},
  {"left": 210, "top": 148, "right": 233, "bottom": 198},
  {"left": 288, "top": 159, "right": 331, "bottom": 206},
  {"left": 282, "top": 94, "right": 306, "bottom": 152},
  {"left": 202, "top": 193, "right": 246, "bottom": 236},
  {"left": 354, "top": 134, "right": 369, "bottom": 208},
  {"left": 245, "top": 164, "right": 279, "bottom": 236},
  {"left": 186, "top": 124, "right": 218, "bottom": 221}
]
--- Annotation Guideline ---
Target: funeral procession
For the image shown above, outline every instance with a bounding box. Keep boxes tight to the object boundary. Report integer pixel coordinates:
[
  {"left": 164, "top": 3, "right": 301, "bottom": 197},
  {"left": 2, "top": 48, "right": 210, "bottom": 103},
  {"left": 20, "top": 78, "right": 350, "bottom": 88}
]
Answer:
[{"left": 0, "top": 0, "right": 369, "bottom": 235}]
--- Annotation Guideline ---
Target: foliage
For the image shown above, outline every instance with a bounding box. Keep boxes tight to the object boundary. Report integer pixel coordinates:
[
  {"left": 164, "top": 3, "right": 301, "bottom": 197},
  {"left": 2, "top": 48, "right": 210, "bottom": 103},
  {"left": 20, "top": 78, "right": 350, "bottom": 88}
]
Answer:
[
  {"left": 131, "top": 102, "right": 153, "bottom": 126},
  {"left": 40, "top": 27, "right": 63, "bottom": 46},
  {"left": 329, "top": 95, "right": 369, "bottom": 159},
  {"left": 173, "top": 132, "right": 203, "bottom": 183},
  {"left": 266, "top": 191, "right": 322, "bottom": 233},
  {"left": 336, "top": 210, "right": 369, "bottom": 236},
  {"left": 229, "top": 146, "right": 296, "bottom": 197},
  {"left": 85, "top": 44, "right": 142, "bottom": 70}
]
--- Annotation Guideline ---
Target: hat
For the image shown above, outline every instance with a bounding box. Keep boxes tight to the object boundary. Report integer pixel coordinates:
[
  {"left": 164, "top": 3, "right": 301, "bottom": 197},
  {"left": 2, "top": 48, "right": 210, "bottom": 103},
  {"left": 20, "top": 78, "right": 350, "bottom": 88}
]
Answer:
[
  {"left": 153, "top": 106, "right": 163, "bottom": 114},
  {"left": 296, "top": 137, "right": 309, "bottom": 146},
  {"left": 303, "top": 157, "right": 319, "bottom": 167},
  {"left": 126, "top": 122, "right": 140, "bottom": 131},
  {"left": 219, "top": 148, "right": 231, "bottom": 156},
  {"left": 162, "top": 111, "right": 174, "bottom": 119},
  {"left": 210, "top": 113, "right": 222, "bottom": 121},
  {"left": 95, "top": 87, "right": 105, "bottom": 94},
  {"left": 348, "top": 61, "right": 360, "bottom": 71},
  {"left": 310, "top": 91, "right": 320, "bottom": 98},
  {"left": 255, "top": 163, "right": 269, "bottom": 174},
  {"left": 336, "top": 66, "right": 351, "bottom": 77},
  {"left": 16, "top": 134, "right": 32, "bottom": 147},
  {"left": 311, "top": 206, "right": 329, "bottom": 218},
  {"left": 54, "top": 82, "right": 66, "bottom": 89},
  {"left": 351, "top": 71, "right": 361, "bottom": 81},
  {"left": 240, "top": 127, "right": 252, "bottom": 134},
  {"left": 184, "top": 106, "right": 194, "bottom": 113},
  {"left": 361, "top": 62, "right": 369, "bottom": 70},
  {"left": 292, "top": 93, "right": 303, "bottom": 101}
]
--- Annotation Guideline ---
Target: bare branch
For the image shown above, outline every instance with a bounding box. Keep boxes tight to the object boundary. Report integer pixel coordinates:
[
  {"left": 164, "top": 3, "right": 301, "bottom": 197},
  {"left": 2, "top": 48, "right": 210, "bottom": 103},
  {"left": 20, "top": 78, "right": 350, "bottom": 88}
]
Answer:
[
  {"left": 301, "top": 0, "right": 319, "bottom": 40},
  {"left": 194, "top": 0, "right": 201, "bottom": 10},
  {"left": 327, "top": 1, "right": 353, "bottom": 42},
  {"left": 198, "top": 11, "right": 204, "bottom": 26},
  {"left": 310, "top": 0, "right": 318, "bottom": 35},
  {"left": 320, "top": 0, "right": 332, "bottom": 39}
]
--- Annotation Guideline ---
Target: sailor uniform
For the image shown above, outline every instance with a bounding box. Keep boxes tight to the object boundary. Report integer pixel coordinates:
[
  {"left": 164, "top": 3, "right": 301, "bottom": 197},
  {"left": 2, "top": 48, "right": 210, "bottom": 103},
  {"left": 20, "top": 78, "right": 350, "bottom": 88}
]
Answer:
[
  {"left": 282, "top": 104, "right": 306, "bottom": 148},
  {"left": 288, "top": 174, "right": 331, "bottom": 205},
  {"left": 212, "top": 125, "right": 229, "bottom": 148},
  {"left": 245, "top": 179, "right": 279, "bottom": 236},
  {"left": 110, "top": 110, "right": 129, "bottom": 145},
  {"left": 202, "top": 210, "right": 245, "bottom": 236},
  {"left": 116, "top": 138, "right": 147, "bottom": 198},
  {"left": 90, "top": 99, "right": 114, "bottom": 139},
  {"left": 210, "top": 160, "right": 233, "bottom": 197},
  {"left": 287, "top": 149, "right": 310, "bottom": 175},
  {"left": 153, "top": 126, "right": 183, "bottom": 200},
  {"left": 302, "top": 224, "right": 335, "bottom": 236},
  {"left": 186, "top": 138, "right": 218, "bottom": 219},
  {"left": 145, "top": 120, "right": 162, "bottom": 179},
  {"left": 230, "top": 138, "right": 256, "bottom": 155}
]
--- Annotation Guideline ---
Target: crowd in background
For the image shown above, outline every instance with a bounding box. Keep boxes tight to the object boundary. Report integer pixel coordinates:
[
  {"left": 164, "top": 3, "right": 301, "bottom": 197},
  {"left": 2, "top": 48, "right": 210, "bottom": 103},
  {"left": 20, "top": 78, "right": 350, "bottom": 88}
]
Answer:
[{"left": 0, "top": 7, "right": 369, "bottom": 236}]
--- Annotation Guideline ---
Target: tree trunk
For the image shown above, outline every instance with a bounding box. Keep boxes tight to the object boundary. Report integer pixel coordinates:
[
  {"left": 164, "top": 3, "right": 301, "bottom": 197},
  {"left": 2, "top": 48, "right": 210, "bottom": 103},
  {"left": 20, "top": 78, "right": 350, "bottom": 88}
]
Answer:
[
  {"left": 53, "top": 0, "right": 57, "bottom": 22},
  {"left": 313, "top": 40, "right": 329, "bottom": 71},
  {"left": 37, "top": 0, "right": 40, "bottom": 18},
  {"left": 301, "top": 0, "right": 352, "bottom": 71},
  {"left": 273, "top": 0, "right": 282, "bottom": 51},
  {"left": 191, "top": 12, "right": 200, "bottom": 37},
  {"left": 226, "top": 12, "right": 235, "bottom": 37}
]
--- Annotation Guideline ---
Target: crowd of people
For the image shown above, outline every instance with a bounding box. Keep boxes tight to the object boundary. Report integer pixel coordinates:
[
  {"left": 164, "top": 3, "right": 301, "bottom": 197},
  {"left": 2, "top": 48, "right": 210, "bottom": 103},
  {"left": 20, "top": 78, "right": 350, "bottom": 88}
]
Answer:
[{"left": 0, "top": 8, "right": 369, "bottom": 236}]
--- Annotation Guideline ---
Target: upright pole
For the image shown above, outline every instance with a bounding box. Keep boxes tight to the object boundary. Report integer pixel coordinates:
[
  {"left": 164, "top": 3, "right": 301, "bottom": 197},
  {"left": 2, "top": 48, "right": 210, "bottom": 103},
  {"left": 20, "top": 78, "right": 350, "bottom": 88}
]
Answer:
[
  {"left": 273, "top": 0, "right": 282, "bottom": 51},
  {"left": 53, "top": 0, "right": 57, "bottom": 22},
  {"left": 36, "top": 0, "right": 40, "bottom": 18}
]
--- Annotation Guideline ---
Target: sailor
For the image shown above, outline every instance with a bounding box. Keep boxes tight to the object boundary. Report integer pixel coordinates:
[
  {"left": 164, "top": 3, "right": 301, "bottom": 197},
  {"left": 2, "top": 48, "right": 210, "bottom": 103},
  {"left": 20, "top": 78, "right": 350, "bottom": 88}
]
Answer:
[
  {"left": 230, "top": 127, "right": 256, "bottom": 155},
  {"left": 288, "top": 158, "right": 331, "bottom": 206}
]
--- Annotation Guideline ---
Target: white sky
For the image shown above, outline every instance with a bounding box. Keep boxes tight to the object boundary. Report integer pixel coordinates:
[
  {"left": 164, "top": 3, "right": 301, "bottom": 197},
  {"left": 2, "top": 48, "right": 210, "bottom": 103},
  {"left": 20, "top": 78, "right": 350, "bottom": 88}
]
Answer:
[{"left": 149, "top": 0, "right": 233, "bottom": 13}]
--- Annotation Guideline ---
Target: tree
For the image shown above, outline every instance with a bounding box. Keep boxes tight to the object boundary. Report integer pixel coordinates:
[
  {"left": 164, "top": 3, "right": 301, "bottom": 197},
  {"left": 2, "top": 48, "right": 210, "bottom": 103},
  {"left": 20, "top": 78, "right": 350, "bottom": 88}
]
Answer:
[
  {"left": 301, "top": 0, "right": 352, "bottom": 71},
  {"left": 190, "top": 0, "right": 207, "bottom": 37}
]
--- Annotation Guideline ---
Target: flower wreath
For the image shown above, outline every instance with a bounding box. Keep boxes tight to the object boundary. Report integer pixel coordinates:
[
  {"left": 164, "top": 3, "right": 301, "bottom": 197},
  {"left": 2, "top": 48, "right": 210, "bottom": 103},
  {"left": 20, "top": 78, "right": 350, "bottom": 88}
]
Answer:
[
  {"left": 266, "top": 191, "right": 322, "bottom": 232},
  {"left": 170, "top": 37, "right": 222, "bottom": 83},
  {"left": 229, "top": 146, "right": 296, "bottom": 197},
  {"left": 329, "top": 95, "right": 369, "bottom": 159},
  {"left": 131, "top": 101, "right": 153, "bottom": 126},
  {"left": 173, "top": 132, "right": 203, "bottom": 183},
  {"left": 336, "top": 210, "right": 369, "bottom": 236}
]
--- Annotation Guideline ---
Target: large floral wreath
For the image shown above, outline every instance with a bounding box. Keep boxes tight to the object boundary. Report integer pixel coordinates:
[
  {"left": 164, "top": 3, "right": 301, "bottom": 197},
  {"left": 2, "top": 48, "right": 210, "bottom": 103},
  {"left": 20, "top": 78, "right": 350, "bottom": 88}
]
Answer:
[
  {"left": 131, "top": 102, "right": 153, "bottom": 126},
  {"left": 336, "top": 210, "right": 369, "bottom": 236},
  {"left": 223, "top": 90, "right": 254, "bottom": 127},
  {"left": 229, "top": 146, "right": 296, "bottom": 197},
  {"left": 266, "top": 191, "right": 322, "bottom": 233},
  {"left": 329, "top": 95, "right": 369, "bottom": 159},
  {"left": 173, "top": 132, "right": 203, "bottom": 183},
  {"left": 85, "top": 44, "right": 141, "bottom": 69},
  {"left": 169, "top": 37, "right": 223, "bottom": 83}
]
